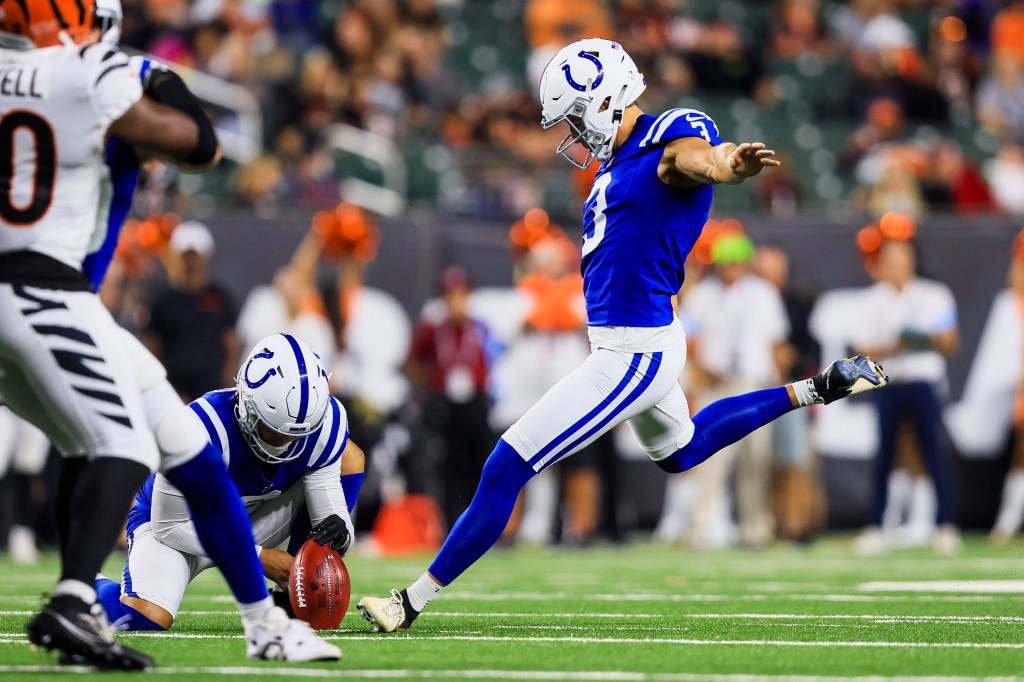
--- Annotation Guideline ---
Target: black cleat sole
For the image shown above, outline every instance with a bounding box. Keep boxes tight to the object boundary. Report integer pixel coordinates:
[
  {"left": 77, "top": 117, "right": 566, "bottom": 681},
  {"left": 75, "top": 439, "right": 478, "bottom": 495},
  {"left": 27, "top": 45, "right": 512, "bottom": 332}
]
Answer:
[{"left": 26, "top": 607, "right": 155, "bottom": 671}]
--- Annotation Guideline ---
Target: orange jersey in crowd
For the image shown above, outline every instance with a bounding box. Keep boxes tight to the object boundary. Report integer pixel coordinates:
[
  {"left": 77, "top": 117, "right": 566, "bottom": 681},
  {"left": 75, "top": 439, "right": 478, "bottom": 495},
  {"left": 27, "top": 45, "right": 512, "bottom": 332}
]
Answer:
[{"left": 520, "top": 273, "right": 586, "bottom": 333}]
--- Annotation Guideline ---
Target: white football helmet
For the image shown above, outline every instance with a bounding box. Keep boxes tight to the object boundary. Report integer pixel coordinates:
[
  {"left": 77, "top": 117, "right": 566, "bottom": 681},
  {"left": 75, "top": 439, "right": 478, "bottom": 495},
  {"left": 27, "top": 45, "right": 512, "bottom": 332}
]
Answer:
[
  {"left": 95, "top": 0, "right": 122, "bottom": 44},
  {"left": 539, "top": 38, "right": 646, "bottom": 169},
  {"left": 236, "top": 334, "right": 331, "bottom": 464}
]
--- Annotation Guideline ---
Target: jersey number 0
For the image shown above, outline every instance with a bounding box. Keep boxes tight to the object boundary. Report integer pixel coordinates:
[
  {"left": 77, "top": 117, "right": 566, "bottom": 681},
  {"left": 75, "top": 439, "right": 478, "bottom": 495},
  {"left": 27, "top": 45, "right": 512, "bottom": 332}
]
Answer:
[{"left": 0, "top": 110, "right": 56, "bottom": 226}]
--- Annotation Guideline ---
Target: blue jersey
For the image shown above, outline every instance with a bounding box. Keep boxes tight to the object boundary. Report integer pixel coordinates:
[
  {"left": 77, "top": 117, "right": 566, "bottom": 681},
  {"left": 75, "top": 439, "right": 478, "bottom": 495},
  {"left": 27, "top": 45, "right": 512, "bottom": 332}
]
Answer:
[
  {"left": 82, "top": 57, "right": 153, "bottom": 291},
  {"left": 126, "top": 388, "right": 350, "bottom": 535},
  {"left": 582, "top": 108, "right": 722, "bottom": 327}
]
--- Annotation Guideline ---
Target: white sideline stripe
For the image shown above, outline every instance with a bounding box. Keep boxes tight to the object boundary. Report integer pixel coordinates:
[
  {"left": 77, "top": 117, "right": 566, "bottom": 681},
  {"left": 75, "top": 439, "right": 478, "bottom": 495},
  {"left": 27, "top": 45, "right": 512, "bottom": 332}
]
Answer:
[
  {"left": 859, "top": 581, "right": 1024, "bottom": 594},
  {"left": 0, "top": 668, "right": 1018, "bottom": 682},
  {"left": 8, "top": 606, "right": 1024, "bottom": 622},
  {"left": 435, "top": 592, "right": 1007, "bottom": 603},
  {"left": 8, "top": 610, "right": 1024, "bottom": 622},
  {"left": 190, "top": 593, "right": 1008, "bottom": 604},
  {"left": 4, "top": 632, "right": 1024, "bottom": 649}
]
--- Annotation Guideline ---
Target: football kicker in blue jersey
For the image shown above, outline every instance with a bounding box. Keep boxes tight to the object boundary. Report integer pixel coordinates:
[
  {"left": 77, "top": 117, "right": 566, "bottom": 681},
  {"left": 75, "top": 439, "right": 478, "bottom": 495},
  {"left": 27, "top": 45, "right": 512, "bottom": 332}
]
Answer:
[
  {"left": 355, "top": 37, "right": 889, "bottom": 635},
  {"left": 581, "top": 108, "right": 722, "bottom": 327}
]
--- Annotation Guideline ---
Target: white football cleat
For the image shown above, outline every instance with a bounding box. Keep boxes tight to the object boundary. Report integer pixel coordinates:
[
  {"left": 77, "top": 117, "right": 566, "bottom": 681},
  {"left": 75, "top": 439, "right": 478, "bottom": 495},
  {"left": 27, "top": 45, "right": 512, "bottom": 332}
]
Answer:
[
  {"left": 245, "top": 606, "right": 340, "bottom": 662},
  {"left": 357, "top": 589, "right": 413, "bottom": 633}
]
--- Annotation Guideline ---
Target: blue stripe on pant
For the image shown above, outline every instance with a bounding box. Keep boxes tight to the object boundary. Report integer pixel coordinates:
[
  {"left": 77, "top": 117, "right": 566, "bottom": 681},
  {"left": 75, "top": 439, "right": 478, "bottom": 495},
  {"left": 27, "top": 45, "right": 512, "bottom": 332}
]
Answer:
[
  {"left": 539, "top": 352, "right": 664, "bottom": 471},
  {"left": 527, "top": 352, "right": 643, "bottom": 468}
]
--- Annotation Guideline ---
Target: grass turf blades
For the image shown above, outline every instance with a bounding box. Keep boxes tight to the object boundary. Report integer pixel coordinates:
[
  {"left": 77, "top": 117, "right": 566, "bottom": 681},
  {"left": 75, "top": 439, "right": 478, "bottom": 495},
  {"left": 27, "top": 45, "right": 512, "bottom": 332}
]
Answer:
[{"left": 1, "top": 537, "right": 1023, "bottom": 680}]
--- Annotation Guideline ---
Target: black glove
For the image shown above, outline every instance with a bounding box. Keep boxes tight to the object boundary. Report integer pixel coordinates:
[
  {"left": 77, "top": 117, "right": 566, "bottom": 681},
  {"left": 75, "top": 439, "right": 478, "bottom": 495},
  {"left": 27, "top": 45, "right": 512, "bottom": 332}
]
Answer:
[
  {"left": 310, "top": 514, "right": 352, "bottom": 556},
  {"left": 141, "top": 65, "right": 219, "bottom": 166}
]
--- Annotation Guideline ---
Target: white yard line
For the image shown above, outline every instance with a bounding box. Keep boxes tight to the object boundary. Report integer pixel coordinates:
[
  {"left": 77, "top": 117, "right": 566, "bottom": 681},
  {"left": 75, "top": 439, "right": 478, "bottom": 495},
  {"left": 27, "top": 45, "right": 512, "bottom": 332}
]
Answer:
[
  {"left": 4, "top": 610, "right": 1024, "bottom": 623},
  {"left": 859, "top": 581, "right": 1024, "bottom": 594},
  {"left": 3, "top": 632, "right": 1024, "bottom": 649},
  {"left": 0, "top": 667, "right": 1019, "bottom": 681}
]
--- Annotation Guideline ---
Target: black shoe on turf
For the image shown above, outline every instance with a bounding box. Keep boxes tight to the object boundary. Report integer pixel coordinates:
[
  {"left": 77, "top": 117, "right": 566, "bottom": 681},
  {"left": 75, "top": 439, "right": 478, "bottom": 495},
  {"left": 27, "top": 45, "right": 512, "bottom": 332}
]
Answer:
[
  {"left": 270, "top": 588, "right": 295, "bottom": 618},
  {"left": 812, "top": 356, "right": 888, "bottom": 405},
  {"left": 25, "top": 595, "right": 155, "bottom": 671}
]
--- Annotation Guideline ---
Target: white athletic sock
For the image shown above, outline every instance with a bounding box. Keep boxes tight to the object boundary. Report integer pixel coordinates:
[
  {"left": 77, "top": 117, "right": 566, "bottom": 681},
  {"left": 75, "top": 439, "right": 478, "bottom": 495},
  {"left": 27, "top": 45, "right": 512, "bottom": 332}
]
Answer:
[
  {"left": 406, "top": 572, "right": 442, "bottom": 612},
  {"left": 994, "top": 471, "right": 1024, "bottom": 535},
  {"left": 54, "top": 579, "right": 97, "bottom": 604},
  {"left": 789, "top": 379, "right": 821, "bottom": 407},
  {"left": 238, "top": 595, "right": 274, "bottom": 632}
]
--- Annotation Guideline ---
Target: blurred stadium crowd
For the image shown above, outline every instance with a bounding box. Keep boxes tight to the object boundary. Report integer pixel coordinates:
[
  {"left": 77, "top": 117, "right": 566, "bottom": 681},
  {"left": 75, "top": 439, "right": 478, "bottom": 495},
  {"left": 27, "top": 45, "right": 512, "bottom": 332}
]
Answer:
[
  {"left": 105, "top": 0, "right": 1024, "bottom": 219},
  {"left": 3, "top": 0, "right": 1024, "bottom": 562}
]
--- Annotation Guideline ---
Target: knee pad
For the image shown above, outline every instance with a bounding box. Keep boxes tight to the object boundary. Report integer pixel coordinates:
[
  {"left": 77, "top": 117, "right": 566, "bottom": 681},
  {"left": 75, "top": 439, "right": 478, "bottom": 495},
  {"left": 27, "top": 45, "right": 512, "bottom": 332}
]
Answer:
[{"left": 144, "top": 382, "right": 209, "bottom": 472}]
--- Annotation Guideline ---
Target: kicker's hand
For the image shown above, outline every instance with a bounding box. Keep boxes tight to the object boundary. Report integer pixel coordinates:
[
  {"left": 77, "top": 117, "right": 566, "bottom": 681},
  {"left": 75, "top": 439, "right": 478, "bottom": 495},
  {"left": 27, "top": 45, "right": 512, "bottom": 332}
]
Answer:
[
  {"left": 310, "top": 514, "right": 352, "bottom": 556},
  {"left": 259, "top": 547, "right": 293, "bottom": 592},
  {"left": 728, "top": 142, "right": 780, "bottom": 178}
]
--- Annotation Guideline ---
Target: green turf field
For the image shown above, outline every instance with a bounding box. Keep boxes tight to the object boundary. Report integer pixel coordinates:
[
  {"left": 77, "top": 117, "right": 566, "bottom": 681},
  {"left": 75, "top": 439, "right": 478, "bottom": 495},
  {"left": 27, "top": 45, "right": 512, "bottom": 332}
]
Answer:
[{"left": 2, "top": 537, "right": 1023, "bottom": 680}]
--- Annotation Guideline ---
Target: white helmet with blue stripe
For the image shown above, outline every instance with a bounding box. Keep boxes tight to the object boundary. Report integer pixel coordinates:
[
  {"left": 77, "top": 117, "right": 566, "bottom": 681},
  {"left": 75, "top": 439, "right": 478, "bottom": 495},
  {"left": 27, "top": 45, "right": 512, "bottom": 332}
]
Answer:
[
  {"left": 539, "top": 38, "right": 646, "bottom": 169},
  {"left": 235, "top": 333, "right": 331, "bottom": 464}
]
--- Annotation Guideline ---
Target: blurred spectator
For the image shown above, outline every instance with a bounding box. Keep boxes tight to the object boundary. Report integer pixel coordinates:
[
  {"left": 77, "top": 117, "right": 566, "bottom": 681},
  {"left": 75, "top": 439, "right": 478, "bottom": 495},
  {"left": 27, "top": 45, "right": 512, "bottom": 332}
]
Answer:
[
  {"left": 990, "top": 0, "right": 1024, "bottom": 65},
  {"left": 408, "top": 267, "right": 496, "bottom": 524},
  {"left": 920, "top": 139, "right": 994, "bottom": 214},
  {"left": 851, "top": 222, "right": 961, "bottom": 555},
  {"left": 525, "top": 0, "right": 612, "bottom": 85},
  {"left": 144, "top": 221, "right": 240, "bottom": 401},
  {"left": 0, "top": 408, "right": 50, "bottom": 564},
  {"left": 236, "top": 253, "right": 337, "bottom": 363},
  {"left": 771, "top": 0, "right": 833, "bottom": 58},
  {"left": 841, "top": 98, "right": 910, "bottom": 178},
  {"left": 977, "top": 50, "right": 1024, "bottom": 142},
  {"left": 683, "top": 233, "right": 789, "bottom": 548},
  {"left": 985, "top": 144, "right": 1024, "bottom": 215},
  {"left": 753, "top": 244, "right": 824, "bottom": 543},
  {"left": 755, "top": 152, "right": 802, "bottom": 218},
  {"left": 989, "top": 232, "right": 1024, "bottom": 543},
  {"left": 928, "top": 15, "right": 982, "bottom": 119}
]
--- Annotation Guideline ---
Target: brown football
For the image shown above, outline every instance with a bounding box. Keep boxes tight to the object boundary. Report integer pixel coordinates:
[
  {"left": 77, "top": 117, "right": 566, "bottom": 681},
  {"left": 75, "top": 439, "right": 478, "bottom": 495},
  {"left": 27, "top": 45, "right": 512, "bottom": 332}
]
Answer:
[{"left": 288, "top": 539, "right": 351, "bottom": 630}]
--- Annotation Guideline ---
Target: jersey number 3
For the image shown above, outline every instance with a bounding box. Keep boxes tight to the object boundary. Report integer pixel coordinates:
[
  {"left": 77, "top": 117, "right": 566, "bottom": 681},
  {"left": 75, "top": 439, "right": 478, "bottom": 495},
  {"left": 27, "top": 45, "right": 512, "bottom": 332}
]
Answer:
[
  {"left": 0, "top": 110, "right": 56, "bottom": 226},
  {"left": 583, "top": 171, "right": 612, "bottom": 257}
]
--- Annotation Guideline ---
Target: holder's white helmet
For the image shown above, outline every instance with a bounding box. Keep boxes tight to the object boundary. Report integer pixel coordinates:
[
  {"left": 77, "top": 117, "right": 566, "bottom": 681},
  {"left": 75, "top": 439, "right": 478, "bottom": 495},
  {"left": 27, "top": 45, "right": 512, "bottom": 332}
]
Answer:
[
  {"left": 539, "top": 38, "right": 646, "bottom": 169},
  {"left": 235, "top": 333, "right": 331, "bottom": 464},
  {"left": 94, "top": 0, "right": 122, "bottom": 44}
]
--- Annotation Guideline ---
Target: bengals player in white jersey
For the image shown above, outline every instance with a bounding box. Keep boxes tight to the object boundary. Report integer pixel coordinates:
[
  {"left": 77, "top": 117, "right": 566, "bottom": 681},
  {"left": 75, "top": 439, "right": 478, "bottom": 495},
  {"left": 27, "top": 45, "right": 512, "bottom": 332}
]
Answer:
[{"left": 0, "top": 0, "right": 341, "bottom": 670}]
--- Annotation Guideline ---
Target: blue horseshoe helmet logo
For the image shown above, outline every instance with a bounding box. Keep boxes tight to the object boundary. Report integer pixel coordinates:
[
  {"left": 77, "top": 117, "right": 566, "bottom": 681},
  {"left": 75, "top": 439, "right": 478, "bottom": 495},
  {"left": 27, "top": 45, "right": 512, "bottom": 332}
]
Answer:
[
  {"left": 244, "top": 350, "right": 277, "bottom": 388},
  {"left": 562, "top": 51, "right": 604, "bottom": 92}
]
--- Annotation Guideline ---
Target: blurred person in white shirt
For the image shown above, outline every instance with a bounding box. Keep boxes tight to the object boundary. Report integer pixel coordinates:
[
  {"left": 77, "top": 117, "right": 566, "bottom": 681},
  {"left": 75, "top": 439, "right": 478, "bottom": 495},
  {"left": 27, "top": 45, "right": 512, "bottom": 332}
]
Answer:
[
  {"left": 684, "top": 232, "right": 790, "bottom": 547},
  {"left": 987, "top": 232, "right": 1024, "bottom": 543},
  {"left": 851, "top": 215, "right": 960, "bottom": 555}
]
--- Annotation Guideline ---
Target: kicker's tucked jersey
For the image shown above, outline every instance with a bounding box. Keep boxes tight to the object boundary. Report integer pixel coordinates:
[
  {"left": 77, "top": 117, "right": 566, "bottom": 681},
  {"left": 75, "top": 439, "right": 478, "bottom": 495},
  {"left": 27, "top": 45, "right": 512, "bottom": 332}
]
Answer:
[
  {"left": 582, "top": 108, "right": 722, "bottom": 328},
  {"left": 126, "top": 388, "right": 349, "bottom": 536},
  {"left": 0, "top": 42, "right": 141, "bottom": 269}
]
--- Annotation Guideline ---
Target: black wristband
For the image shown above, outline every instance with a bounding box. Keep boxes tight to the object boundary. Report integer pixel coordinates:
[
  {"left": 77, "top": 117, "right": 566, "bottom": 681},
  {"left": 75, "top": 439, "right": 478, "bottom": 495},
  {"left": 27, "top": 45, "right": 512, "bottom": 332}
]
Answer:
[{"left": 144, "top": 67, "right": 219, "bottom": 165}]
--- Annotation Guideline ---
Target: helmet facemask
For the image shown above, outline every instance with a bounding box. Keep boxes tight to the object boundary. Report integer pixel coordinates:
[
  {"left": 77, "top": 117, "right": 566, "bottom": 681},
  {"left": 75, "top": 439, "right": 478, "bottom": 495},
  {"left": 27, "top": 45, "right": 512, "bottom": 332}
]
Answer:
[
  {"left": 236, "top": 393, "right": 305, "bottom": 464},
  {"left": 542, "top": 98, "right": 610, "bottom": 170}
]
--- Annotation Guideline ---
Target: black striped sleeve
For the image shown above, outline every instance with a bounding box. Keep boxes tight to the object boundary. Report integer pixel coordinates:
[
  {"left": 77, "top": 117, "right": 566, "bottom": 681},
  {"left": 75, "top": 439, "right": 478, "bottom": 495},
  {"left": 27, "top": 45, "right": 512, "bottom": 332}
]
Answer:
[
  {"left": 78, "top": 41, "right": 102, "bottom": 59},
  {"left": 95, "top": 60, "right": 130, "bottom": 86}
]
